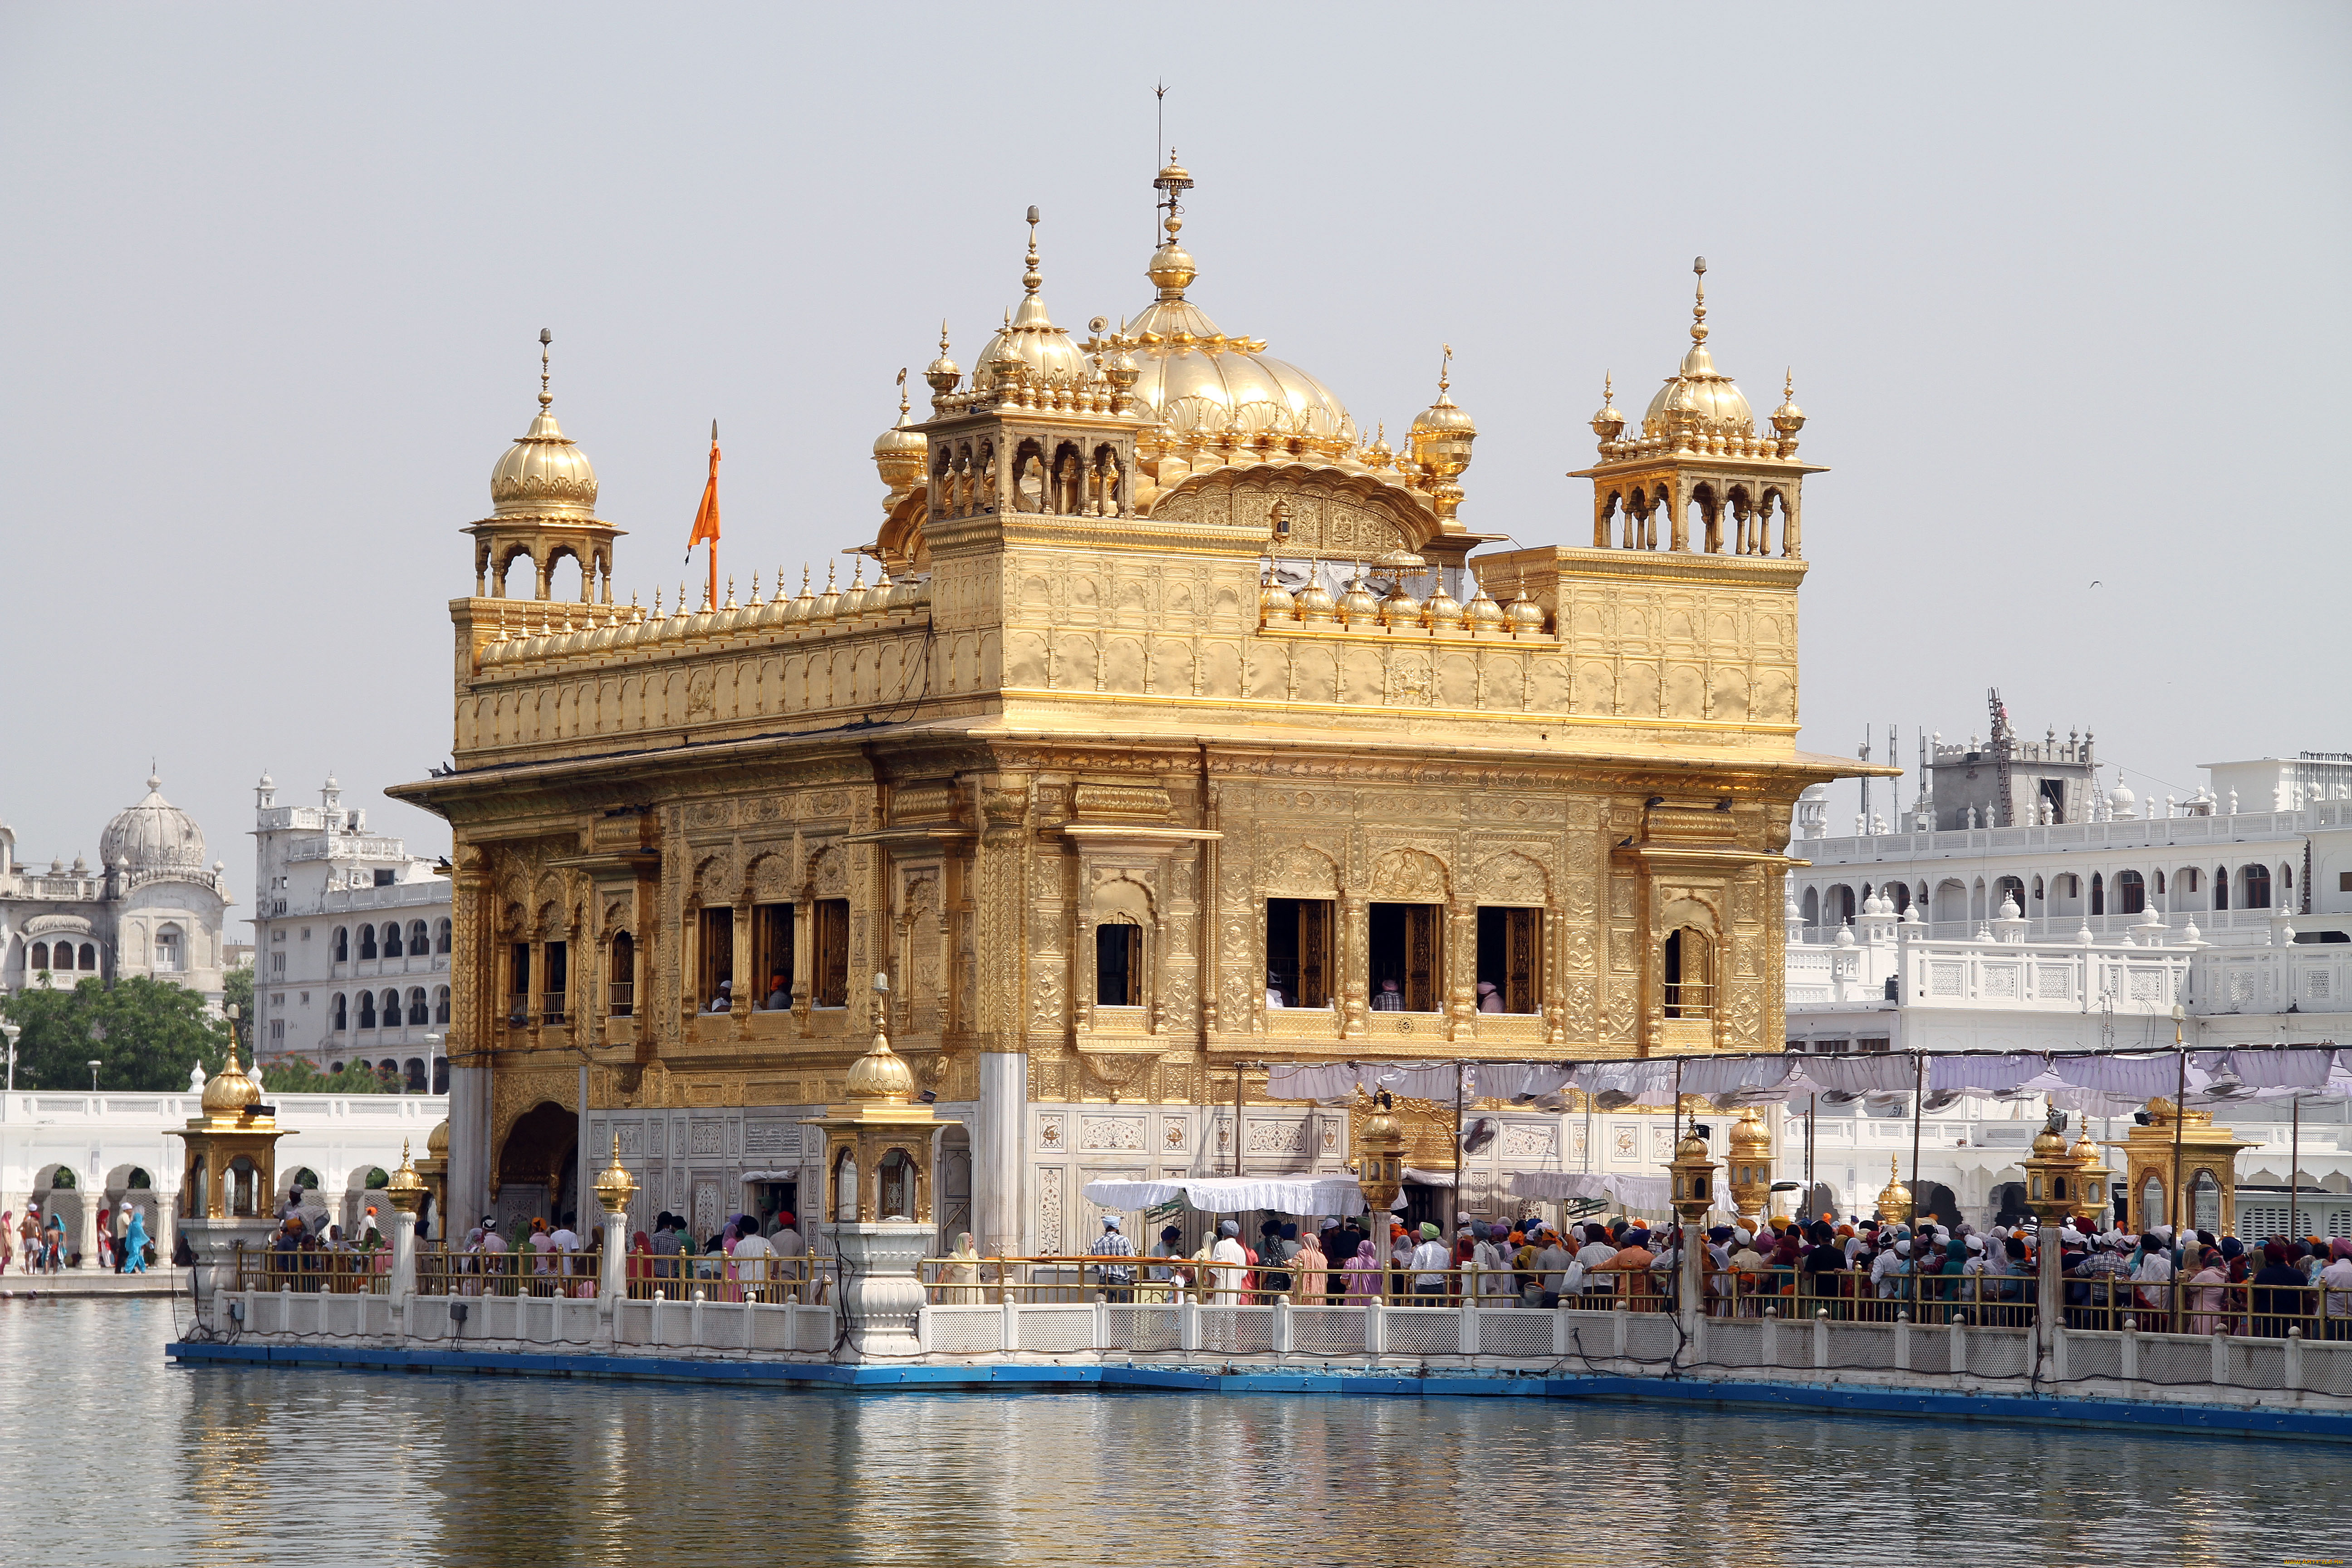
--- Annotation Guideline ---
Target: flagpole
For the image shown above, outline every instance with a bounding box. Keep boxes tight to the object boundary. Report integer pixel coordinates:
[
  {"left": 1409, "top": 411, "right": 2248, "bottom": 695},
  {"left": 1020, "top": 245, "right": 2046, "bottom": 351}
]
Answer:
[{"left": 706, "top": 420, "right": 719, "bottom": 611}]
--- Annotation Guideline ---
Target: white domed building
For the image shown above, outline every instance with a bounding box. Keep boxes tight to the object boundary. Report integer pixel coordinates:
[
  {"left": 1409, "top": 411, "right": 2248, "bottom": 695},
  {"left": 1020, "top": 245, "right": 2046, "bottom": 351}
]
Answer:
[{"left": 0, "top": 770, "right": 234, "bottom": 1004}]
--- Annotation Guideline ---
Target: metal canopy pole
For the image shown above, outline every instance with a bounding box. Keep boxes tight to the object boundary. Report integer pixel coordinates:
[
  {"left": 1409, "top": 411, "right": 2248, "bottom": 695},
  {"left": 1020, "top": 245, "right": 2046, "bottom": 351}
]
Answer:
[
  {"left": 1908, "top": 1053, "right": 1926, "bottom": 1230},
  {"left": 2291, "top": 1095, "right": 2302, "bottom": 1242}
]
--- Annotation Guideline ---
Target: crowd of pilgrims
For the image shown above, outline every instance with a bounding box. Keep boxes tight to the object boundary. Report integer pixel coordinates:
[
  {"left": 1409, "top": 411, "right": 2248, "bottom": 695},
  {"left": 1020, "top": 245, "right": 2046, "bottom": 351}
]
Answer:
[{"left": 1071, "top": 1209, "right": 2352, "bottom": 1336}]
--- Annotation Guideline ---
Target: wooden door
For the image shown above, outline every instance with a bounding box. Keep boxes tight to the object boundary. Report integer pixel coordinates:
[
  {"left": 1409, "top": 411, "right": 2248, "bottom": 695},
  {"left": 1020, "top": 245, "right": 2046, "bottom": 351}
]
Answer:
[{"left": 1403, "top": 904, "right": 1440, "bottom": 1011}]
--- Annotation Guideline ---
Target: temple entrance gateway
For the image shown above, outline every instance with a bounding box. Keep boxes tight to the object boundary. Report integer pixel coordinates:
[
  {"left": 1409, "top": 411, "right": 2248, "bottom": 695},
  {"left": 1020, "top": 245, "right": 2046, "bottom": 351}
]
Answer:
[{"left": 496, "top": 1101, "right": 578, "bottom": 1234}]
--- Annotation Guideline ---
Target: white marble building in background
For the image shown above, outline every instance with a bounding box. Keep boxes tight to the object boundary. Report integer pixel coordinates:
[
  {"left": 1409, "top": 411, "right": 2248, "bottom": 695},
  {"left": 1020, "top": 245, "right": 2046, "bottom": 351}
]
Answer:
[
  {"left": 1778, "top": 876, "right": 2352, "bottom": 1235},
  {"left": 0, "top": 771, "right": 235, "bottom": 1006},
  {"left": 249, "top": 773, "right": 451, "bottom": 1091},
  {"left": 1791, "top": 751, "right": 2352, "bottom": 945},
  {"left": 0, "top": 1079, "right": 447, "bottom": 1264}
]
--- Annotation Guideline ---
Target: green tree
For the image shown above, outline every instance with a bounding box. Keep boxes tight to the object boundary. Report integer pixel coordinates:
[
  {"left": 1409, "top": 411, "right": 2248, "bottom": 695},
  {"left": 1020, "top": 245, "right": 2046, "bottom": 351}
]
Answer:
[
  {"left": 260, "top": 1056, "right": 398, "bottom": 1095},
  {"left": 222, "top": 967, "right": 255, "bottom": 1046},
  {"left": 0, "top": 976, "right": 232, "bottom": 1092}
]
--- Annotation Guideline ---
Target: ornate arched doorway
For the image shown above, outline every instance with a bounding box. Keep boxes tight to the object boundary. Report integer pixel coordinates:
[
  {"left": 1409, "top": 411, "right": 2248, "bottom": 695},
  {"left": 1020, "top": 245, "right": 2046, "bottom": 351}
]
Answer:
[{"left": 494, "top": 1101, "right": 578, "bottom": 1237}]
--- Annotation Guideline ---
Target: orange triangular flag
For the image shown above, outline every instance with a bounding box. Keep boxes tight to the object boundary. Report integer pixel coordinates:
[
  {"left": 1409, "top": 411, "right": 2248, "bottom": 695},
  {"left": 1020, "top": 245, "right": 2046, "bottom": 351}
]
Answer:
[{"left": 686, "top": 420, "right": 721, "bottom": 559}]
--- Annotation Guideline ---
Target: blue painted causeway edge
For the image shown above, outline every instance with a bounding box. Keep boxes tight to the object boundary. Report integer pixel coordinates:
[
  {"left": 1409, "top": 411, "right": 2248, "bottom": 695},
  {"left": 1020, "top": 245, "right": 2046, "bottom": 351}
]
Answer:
[{"left": 163, "top": 1341, "right": 2352, "bottom": 1442}]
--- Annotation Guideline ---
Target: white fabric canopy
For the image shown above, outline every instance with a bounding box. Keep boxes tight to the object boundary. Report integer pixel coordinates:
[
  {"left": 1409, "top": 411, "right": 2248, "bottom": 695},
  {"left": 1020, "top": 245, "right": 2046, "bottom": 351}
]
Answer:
[
  {"left": 1509, "top": 1171, "right": 1673, "bottom": 1209},
  {"left": 1265, "top": 1047, "right": 2349, "bottom": 1118},
  {"left": 1080, "top": 1176, "right": 1403, "bottom": 1216}
]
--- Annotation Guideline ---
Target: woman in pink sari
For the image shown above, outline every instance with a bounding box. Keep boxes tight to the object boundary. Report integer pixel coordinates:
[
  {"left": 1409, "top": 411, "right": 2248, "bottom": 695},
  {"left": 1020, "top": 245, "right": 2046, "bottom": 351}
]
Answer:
[
  {"left": 1342, "top": 1239, "right": 1383, "bottom": 1301},
  {"left": 2186, "top": 1247, "right": 2231, "bottom": 1335}
]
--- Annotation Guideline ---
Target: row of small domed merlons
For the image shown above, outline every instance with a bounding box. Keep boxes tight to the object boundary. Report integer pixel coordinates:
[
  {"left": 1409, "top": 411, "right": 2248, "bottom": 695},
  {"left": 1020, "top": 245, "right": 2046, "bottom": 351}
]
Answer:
[
  {"left": 1260, "top": 565, "right": 1548, "bottom": 635},
  {"left": 475, "top": 562, "right": 928, "bottom": 669}
]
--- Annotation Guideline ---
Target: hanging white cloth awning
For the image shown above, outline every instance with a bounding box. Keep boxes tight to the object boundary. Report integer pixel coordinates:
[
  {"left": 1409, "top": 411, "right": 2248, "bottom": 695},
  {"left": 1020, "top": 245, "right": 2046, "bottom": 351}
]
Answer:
[
  {"left": 1508, "top": 1171, "right": 1674, "bottom": 1209},
  {"left": 1080, "top": 1176, "right": 1403, "bottom": 1216}
]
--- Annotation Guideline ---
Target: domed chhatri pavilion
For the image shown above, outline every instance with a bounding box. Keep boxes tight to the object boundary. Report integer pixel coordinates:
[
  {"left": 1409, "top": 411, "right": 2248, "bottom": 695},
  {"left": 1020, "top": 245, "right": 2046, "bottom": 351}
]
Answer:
[
  {"left": 393, "top": 163, "right": 1866, "bottom": 1250},
  {"left": 1, "top": 770, "right": 235, "bottom": 1004}
]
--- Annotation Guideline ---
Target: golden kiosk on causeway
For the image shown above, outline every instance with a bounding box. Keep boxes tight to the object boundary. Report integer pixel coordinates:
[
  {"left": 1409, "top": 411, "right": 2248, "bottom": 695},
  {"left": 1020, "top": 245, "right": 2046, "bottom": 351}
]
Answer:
[{"left": 392, "top": 159, "right": 1875, "bottom": 1255}]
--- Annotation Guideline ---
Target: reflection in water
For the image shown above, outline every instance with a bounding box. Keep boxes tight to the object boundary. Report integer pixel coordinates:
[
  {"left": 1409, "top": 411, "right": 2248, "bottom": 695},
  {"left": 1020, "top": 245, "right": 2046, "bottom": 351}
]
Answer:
[{"left": 5, "top": 1300, "right": 2346, "bottom": 1567}]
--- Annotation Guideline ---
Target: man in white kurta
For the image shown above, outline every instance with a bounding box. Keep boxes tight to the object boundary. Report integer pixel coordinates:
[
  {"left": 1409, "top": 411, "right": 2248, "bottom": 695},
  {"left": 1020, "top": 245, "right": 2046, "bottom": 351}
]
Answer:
[{"left": 1209, "top": 1220, "right": 1250, "bottom": 1303}]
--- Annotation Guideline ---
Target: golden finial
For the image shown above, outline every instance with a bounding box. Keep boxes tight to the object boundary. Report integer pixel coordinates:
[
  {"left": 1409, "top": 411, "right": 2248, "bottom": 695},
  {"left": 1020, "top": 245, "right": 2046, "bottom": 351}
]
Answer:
[
  {"left": 651, "top": 586, "right": 661, "bottom": 616},
  {"left": 895, "top": 366, "right": 909, "bottom": 417},
  {"left": 824, "top": 561, "right": 837, "bottom": 590},
  {"left": 676, "top": 581, "right": 687, "bottom": 616},
  {"left": 799, "top": 565, "right": 811, "bottom": 595},
  {"left": 724, "top": 574, "right": 736, "bottom": 609},
  {"left": 1437, "top": 343, "right": 1453, "bottom": 401},
  {"left": 538, "top": 327, "right": 552, "bottom": 410},
  {"left": 748, "top": 572, "right": 761, "bottom": 606},
  {"left": 1690, "top": 255, "right": 1709, "bottom": 344},
  {"left": 1022, "top": 205, "right": 1042, "bottom": 296},
  {"left": 849, "top": 558, "right": 865, "bottom": 591}
]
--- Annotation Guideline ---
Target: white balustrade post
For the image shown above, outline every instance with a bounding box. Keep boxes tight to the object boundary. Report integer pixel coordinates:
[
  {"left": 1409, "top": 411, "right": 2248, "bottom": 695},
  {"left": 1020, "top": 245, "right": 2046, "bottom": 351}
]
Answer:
[
  {"left": 388, "top": 1208, "right": 418, "bottom": 1305},
  {"left": 2285, "top": 1327, "right": 2303, "bottom": 1390},
  {"left": 1362, "top": 1297, "right": 1384, "bottom": 1357},
  {"left": 1272, "top": 1296, "right": 1292, "bottom": 1357},
  {"left": 1178, "top": 1294, "right": 1200, "bottom": 1354},
  {"left": 600, "top": 1210, "right": 629, "bottom": 1301},
  {"left": 1459, "top": 1298, "right": 1479, "bottom": 1357}
]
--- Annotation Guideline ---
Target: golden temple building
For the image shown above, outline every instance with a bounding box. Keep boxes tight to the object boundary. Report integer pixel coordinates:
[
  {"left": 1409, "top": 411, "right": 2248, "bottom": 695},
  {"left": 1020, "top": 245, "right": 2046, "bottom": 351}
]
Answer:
[{"left": 392, "top": 161, "right": 1863, "bottom": 1253}]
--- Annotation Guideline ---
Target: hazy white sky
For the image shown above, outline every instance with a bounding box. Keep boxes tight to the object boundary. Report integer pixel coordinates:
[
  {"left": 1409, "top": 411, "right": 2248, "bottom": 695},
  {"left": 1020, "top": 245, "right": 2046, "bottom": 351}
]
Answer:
[{"left": 3, "top": 5, "right": 2346, "bottom": 906}]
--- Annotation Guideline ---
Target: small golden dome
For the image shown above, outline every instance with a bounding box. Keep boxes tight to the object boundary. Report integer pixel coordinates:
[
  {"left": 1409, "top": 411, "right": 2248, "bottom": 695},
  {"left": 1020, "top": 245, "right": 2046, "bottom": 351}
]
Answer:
[
  {"left": 971, "top": 210, "right": 1092, "bottom": 392},
  {"left": 1674, "top": 1127, "right": 1711, "bottom": 1163},
  {"left": 384, "top": 1140, "right": 426, "bottom": 1212},
  {"left": 1360, "top": 423, "right": 1394, "bottom": 471},
  {"left": 1590, "top": 372, "right": 1626, "bottom": 441},
  {"left": 872, "top": 372, "right": 927, "bottom": 492},
  {"left": 1643, "top": 260, "right": 1754, "bottom": 441},
  {"left": 2032, "top": 1124, "right": 2069, "bottom": 1159},
  {"left": 1875, "top": 1154, "right": 1913, "bottom": 1220},
  {"left": 1770, "top": 369, "right": 1806, "bottom": 436},
  {"left": 1504, "top": 587, "right": 1545, "bottom": 634},
  {"left": 1464, "top": 580, "right": 1506, "bottom": 632},
  {"left": 1423, "top": 583, "right": 1464, "bottom": 630},
  {"left": 1147, "top": 240, "right": 1197, "bottom": 297},
  {"left": 592, "top": 1132, "right": 638, "bottom": 1215},
  {"left": 2068, "top": 1129, "right": 2099, "bottom": 1166},
  {"left": 1337, "top": 570, "right": 1381, "bottom": 628},
  {"left": 490, "top": 333, "right": 598, "bottom": 519},
  {"left": 1294, "top": 576, "right": 1338, "bottom": 624},
  {"left": 426, "top": 1118, "right": 450, "bottom": 1158},
  {"left": 1259, "top": 573, "right": 1298, "bottom": 622},
  {"left": 923, "top": 323, "right": 960, "bottom": 397},
  {"left": 1730, "top": 1106, "right": 1772, "bottom": 1156},
  {"left": 1377, "top": 578, "right": 1422, "bottom": 627},
  {"left": 844, "top": 1028, "right": 916, "bottom": 1104},
  {"left": 201, "top": 1048, "right": 261, "bottom": 1117}
]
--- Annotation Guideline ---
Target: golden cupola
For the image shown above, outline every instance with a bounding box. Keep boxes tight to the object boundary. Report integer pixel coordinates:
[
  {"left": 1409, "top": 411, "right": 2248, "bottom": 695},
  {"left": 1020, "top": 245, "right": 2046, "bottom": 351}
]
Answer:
[
  {"left": 872, "top": 370, "right": 928, "bottom": 503},
  {"left": 1568, "top": 257, "right": 1823, "bottom": 559},
  {"left": 466, "top": 329, "right": 623, "bottom": 603},
  {"left": 969, "top": 210, "right": 1093, "bottom": 393},
  {"left": 1409, "top": 347, "right": 1476, "bottom": 521},
  {"left": 200, "top": 1046, "right": 265, "bottom": 1121},
  {"left": 1642, "top": 259, "right": 1754, "bottom": 443},
  {"left": 490, "top": 333, "right": 600, "bottom": 520}
]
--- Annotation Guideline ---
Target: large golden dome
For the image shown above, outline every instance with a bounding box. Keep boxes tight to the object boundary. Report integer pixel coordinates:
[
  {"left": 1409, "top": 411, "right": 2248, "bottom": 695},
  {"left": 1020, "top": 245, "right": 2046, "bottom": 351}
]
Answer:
[{"left": 1123, "top": 172, "right": 1354, "bottom": 451}]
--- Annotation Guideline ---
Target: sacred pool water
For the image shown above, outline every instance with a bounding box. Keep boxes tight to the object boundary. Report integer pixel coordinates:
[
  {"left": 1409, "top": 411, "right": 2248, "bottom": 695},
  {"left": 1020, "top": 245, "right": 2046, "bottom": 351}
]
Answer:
[{"left": 5, "top": 1299, "right": 2343, "bottom": 1566}]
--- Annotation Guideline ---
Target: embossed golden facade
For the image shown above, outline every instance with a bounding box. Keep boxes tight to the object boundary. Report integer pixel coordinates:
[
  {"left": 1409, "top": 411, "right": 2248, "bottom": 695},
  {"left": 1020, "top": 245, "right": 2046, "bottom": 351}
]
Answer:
[{"left": 393, "top": 166, "right": 1860, "bottom": 1253}]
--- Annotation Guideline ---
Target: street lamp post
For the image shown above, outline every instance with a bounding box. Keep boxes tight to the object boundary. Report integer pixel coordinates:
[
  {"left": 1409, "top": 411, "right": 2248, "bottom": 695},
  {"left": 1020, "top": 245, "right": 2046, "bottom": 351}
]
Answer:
[
  {"left": 2, "top": 1019, "right": 20, "bottom": 1098},
  {"left": 88, "top": 1059, "right": 102, "bottom": 1094}
]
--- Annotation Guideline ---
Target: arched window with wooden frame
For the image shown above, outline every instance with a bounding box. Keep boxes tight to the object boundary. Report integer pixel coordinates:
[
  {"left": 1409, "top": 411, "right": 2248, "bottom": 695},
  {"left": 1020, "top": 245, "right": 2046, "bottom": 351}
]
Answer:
[{"left": 2114, "top": 869, "right": 2146, "bottom": 915}]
